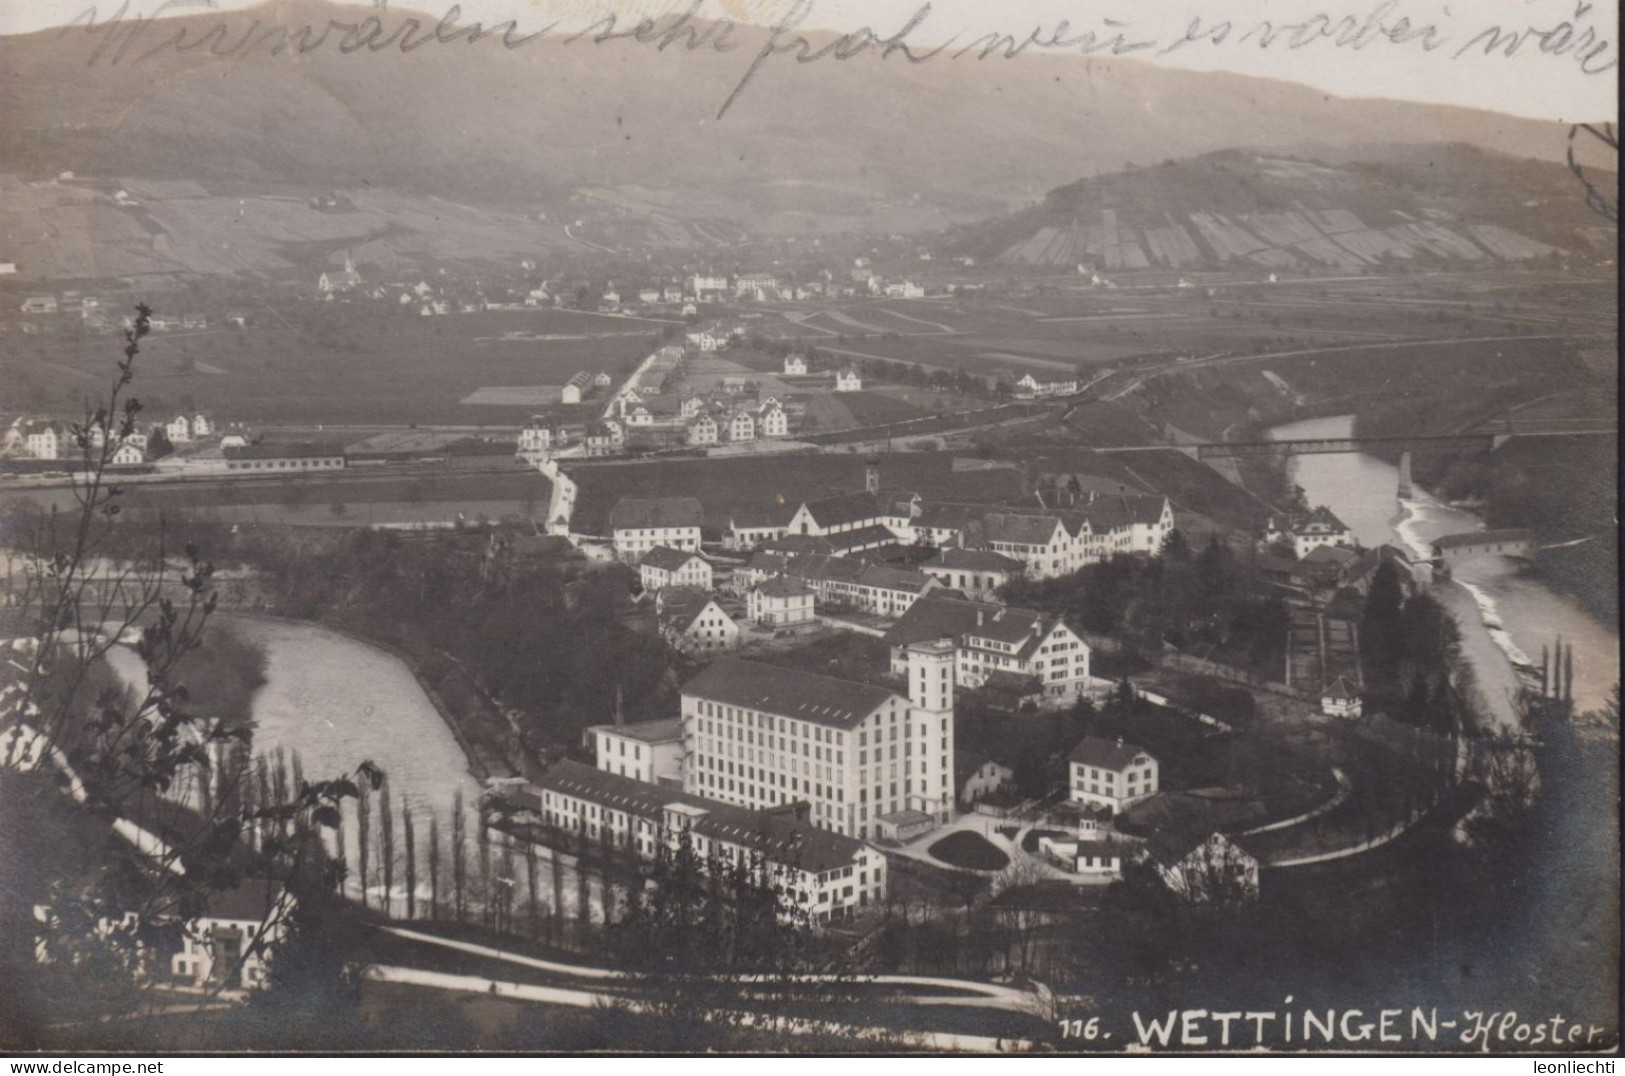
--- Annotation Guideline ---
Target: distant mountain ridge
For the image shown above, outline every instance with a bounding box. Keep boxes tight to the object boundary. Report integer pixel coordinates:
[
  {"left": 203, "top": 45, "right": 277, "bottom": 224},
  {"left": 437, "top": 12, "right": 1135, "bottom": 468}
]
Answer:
[{"left": 0, "top": 0, "right": 1608, "bottom": 216}]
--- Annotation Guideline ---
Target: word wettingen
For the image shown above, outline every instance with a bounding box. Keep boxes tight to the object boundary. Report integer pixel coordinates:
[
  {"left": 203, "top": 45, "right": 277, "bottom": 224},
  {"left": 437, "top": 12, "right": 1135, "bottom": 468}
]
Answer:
[{"left": 1126, "top": 1004, "right": 1613, "bottom": 1050}]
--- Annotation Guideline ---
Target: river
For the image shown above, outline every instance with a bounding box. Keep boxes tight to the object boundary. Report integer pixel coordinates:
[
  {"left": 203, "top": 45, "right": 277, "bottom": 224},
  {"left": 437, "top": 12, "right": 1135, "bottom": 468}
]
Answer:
[
  {"left": 105, "top": 615, "right": 485, "bottom": 874},
  {"left": 1271, "top": 415, "right": 1619, "bottom": 731}
]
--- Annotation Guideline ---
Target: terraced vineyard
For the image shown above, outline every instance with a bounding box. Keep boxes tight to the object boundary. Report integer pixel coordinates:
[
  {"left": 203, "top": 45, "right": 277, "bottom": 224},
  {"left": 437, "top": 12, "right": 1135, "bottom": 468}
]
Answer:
[{"left": 982, "top": 147, "right": 1603, "bottom": 273}]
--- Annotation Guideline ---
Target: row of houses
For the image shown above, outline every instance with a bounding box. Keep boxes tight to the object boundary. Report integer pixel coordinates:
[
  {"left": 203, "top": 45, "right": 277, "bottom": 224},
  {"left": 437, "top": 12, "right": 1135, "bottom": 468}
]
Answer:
[
  {"left": 710, "top": 484, "right": 1173, "bottom": 582},
  {"left": 5, "top": 413, "right": 225, "bottom": 462}
]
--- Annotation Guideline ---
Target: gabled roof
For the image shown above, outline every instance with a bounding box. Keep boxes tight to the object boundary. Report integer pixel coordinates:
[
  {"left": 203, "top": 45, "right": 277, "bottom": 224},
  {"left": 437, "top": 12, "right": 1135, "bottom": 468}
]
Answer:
[
  {"left": 641, "top": 546, "right": 706, "bottom": 572},
  {"left": 730, "top": 502, "right": 796, "bottom": 529},
  {"left": 531, "top": 760, "right": 867, "bottom": 873},
  {"left": 980, "top": 512, "right": 1067, "bottom": 546},
  {"left": 1067, "top": 736, "right": 1152, "bottom": 772},
  {"left": 1321, "top": 676, "right": 1361, "bottom": 700},
  {"left": 660, "top": 595, "right": 731, "bottom": 635},
  {"left": 681, "top": 658, "right": 898, "bottom": 730},
  {"left": 783, "top": 553, "right": 866, "bottom": 585},
  {"left": 1271, "top": 505, "right": 1352, "bottom": 535},
  {"left": 752, "top": 575, "right": 814, "bottom": 598},
  {"left": 199, "top": 882, "right": 284, "bottom": 924},
  {"left": 923, "top": 548, "right": 1025, "bottom": 573},
  {"left": 762, "top": 534, "right": 836, "bottom": 555},
  {"left": 964, "top": 607, "right": 1054, "bottom": 649},
  {"left": 798, "top": 491, "right": 887, "bottom": 529},
  {"left": 591, "top": 718, "right": 683, "bottom": 744},
  {"left": 827, "top": 525, "right": 905, "bottom": 555},
  {"left": 745, "top": 551, "right": 791, "bottom": 573},
  {"left": 610, "top": 496, "right": 704, "bottom": 530},
  {"left": 883, "top": 594, "right": 1052, "bottom": 650},
  {"left": 914, "top": 503, "right": 985, "bottom": 531},
  {"left": 1080, "top": 493, "right": 1169, "bottom": 530},
  {"left": 1301, "top": 544, "right": 1358, "bottom": 566}
]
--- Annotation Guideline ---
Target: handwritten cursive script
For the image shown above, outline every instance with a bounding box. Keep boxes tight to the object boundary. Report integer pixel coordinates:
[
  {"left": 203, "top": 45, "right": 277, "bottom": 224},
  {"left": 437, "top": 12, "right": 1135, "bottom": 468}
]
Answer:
[{"left": 62, "top": 0, "right": 1620, "bottom": 119}]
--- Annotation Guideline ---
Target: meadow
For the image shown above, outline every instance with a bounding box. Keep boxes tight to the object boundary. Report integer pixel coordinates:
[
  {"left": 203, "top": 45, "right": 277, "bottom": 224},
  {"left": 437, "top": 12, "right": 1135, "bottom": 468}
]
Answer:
[{"left": 2, "top": 306, "right": 671, "bottom": 426}]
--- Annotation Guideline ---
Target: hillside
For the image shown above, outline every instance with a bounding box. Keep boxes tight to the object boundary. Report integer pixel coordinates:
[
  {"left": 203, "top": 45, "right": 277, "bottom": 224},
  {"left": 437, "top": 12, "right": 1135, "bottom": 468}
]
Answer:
[
  {"left": 0, "top": 0, "right": 1608, "bottom": 245},
  {"left": 955, "top": 147, "right": 1616, "bottom": 271}
]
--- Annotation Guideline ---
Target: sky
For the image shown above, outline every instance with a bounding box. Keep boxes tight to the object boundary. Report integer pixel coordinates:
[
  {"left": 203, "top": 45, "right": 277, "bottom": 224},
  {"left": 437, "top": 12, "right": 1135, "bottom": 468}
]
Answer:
[{"left": 1, "top": 0, "right": 1617, "bottom": 122}]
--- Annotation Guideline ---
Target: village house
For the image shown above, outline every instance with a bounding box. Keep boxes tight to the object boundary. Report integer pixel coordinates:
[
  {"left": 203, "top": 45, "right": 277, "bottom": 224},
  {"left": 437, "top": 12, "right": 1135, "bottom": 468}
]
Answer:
[
  {"left": 783, "top": 354, "right": 808, "bottom": 376},
  {"left": 835, "top": 368, "right": 863, "bottom": 393},
  {"left": 656, "top": 588, "right": 741, "bottom": 653},
  {"left": 20, "top": 296, "right": 58, "bottom": 314},
  {"left": 515, "top": 761, "right": 887, "bottom": 923},
  {"left": 110, "top": 442, "right": 145, "bottom": 465},
  {"left": 1037, "top": 830, "right": 1135, "bottom": 882},
  {"left": 680, "top": 643, "right": 956, "bottom": 839},
  {"left": 1068, "top": 736, "right": 1159, "bottom": 813},
  {"left": 725, "top": 504, "right": 796, "bottom": 550},
  {"left": 920, "top": 547, "right": 1026, "bottom": 601},
  {"left": 640, "top": 546, "right": 713, "bottom": 592},
  {"left": 579, "top": 423, "right": 617, "bottom": 457},
  {"left": 686, "top": 413, "right": 719, "bottom": 446},
  {"left": 165, "top": 415, "right": 194, "bottom": 443},
  {"left": 20, "top": 421, "right": 64, "bottom": 460},
  {"left": 169, "top": 886, "right": 289, "bottom": 995},
  {"left": 1320, "top": 676, "right": 1363, "bottom": 718},
  {"left": 724, "top": 410, "right": 756, "bottom": 443},
  {"left": 517, "top": 420, "right": 554, "bottom": 463},
  {"left": 954, "top": 751, "right": 1013, "bottom": 806},
  {"left": 1265, "top": 506, "right": 1354, "bottom": 559},
  {"left": 758, "top": 403, "right": 789, "bottom": 438},
  {"left": 680, "top": 395, "right": 707, "bottom": 419},
  {"left": 608, "top": 497, "right": 704, "bottom": 560},
  {"left": 589, "top": 718, "right": 684, "bottom": 786},
  {"left": 746, "top": 576, "right": 816, "bottom": 627}
]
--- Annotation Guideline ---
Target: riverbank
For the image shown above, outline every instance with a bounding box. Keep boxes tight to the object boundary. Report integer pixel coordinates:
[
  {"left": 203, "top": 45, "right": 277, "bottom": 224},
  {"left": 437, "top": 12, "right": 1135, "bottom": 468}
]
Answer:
[
  {"left": 216, "top": 611, "right": 514, "bottom": 784},
  {"left": 1271, "top": 415, "right": 1618, "bottom": 728}
]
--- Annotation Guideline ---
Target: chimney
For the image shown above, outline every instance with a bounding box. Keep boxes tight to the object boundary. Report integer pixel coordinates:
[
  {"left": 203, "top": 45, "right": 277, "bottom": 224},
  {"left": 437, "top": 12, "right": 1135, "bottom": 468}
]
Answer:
[
  {"left": 1116, "top": 736, "right": 1124, "bottom": 749},
  {"left": 976, "top": 609, "right": 984, "bottom": 626},
  {"left": 865, "top": 456, "right": 881, "bottom": 495}
]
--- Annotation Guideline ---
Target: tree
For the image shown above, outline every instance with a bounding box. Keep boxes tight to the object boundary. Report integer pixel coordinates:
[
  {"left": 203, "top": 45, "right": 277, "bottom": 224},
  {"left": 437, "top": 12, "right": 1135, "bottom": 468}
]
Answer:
[
  {"left": 147, "top": 426, "right": 174, "bottom": 460},
  {"left": 1, "top": 307, "right": 377, "bottom": 1045},
  {"left": 378, "top": 775, "right": 395, "bottom": 917},
  {"left": 402, "top": 800, "right": 417, "bottom": 921},
  {"left": 1361, "top": 561, "right": 1406, "bottom": 696},
  {"left": 451, "top": 789, "right": 468, "bottom": 922}
]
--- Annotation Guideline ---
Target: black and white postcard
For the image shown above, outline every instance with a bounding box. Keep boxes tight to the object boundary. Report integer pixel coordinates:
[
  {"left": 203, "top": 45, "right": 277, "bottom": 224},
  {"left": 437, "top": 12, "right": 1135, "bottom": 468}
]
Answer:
[{"left": 0, "top": 0, "right": 1617, "bottom": 1056}]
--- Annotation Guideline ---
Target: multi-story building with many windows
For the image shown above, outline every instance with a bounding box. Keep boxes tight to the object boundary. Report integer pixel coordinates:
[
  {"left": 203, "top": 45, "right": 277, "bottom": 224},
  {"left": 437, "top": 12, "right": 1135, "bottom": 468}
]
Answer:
[
  {"left": 680, "top": 643, "right": 956, "bottom": 841},
  {"left": 885, "top": 595, "right": 1093, "bottom": 701},
  {"left": 609, "top": 497, "right": 704, "bottom": 561},
  {"left": 514, "top": 761, "right": 887, "bottom": 923}
]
